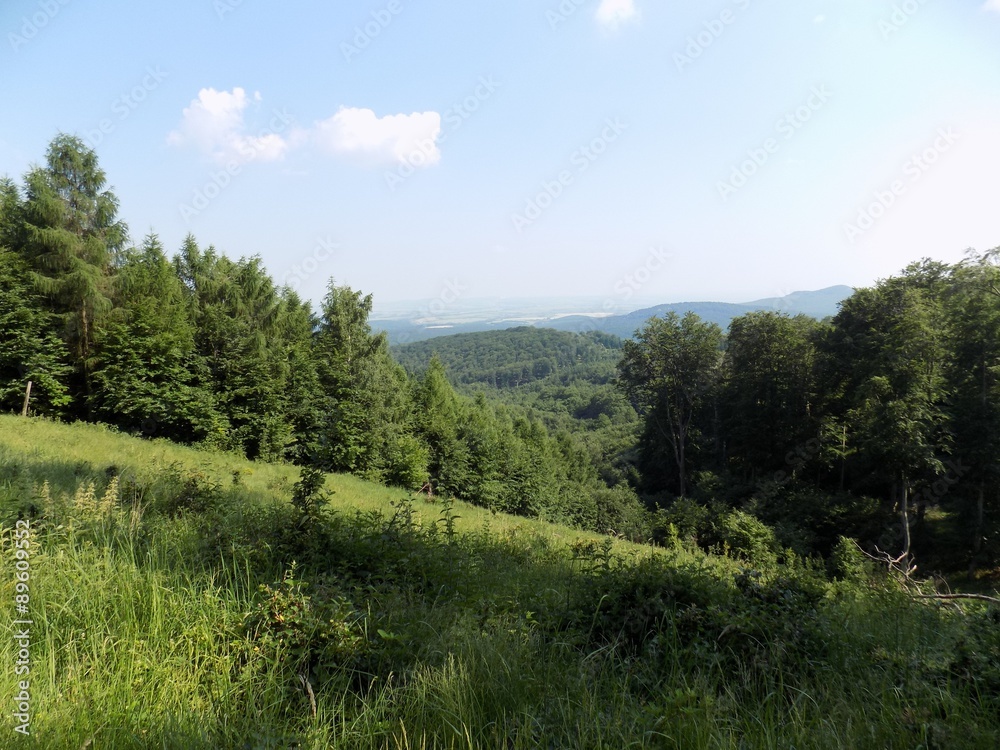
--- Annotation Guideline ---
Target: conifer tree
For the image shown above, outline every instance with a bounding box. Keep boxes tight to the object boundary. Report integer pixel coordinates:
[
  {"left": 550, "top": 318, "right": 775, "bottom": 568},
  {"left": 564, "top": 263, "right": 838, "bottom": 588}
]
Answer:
[{"left": 20, "top": 135, "right": 127, "bottom": 409}]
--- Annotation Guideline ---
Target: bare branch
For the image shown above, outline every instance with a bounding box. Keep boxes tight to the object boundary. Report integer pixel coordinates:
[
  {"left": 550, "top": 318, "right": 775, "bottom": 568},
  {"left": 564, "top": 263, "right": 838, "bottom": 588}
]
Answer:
[{"left": 913, "top": 593, "right": 1000, "bottom": 605}]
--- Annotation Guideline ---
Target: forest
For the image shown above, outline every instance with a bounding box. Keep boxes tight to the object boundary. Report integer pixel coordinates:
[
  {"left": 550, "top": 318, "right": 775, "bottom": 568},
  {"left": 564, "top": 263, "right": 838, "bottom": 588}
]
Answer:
[
  {"left": 3, "top": 134, "right": 1000, "bottom": 580},
  {"left": 2, "top": 134, "right": 1000, "bottom": 749}
]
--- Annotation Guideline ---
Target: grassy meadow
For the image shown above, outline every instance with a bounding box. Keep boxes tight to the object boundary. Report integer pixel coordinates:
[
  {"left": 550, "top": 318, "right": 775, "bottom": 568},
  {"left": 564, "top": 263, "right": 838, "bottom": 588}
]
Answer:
[{"left": 1, "top": 415, "right": 998, "bottom": 749}]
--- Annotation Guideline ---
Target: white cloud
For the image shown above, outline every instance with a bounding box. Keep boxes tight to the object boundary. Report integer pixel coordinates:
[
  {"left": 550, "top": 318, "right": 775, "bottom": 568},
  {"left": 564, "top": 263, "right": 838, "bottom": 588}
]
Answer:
[
  {"left": 313, "top": 107, "right": 442, "bottom": 167},
  {"left": 170, "top": 90, "right": 442, "bottom": 170},
  {"left": 814, "top": 15, "right": 827, "bottom": 24},
  {"left": 168, "top": 87, "right": 289, "bottom": 165},
  {"left": 984, "top": 0, "right": 1000, "bottom": 13},
  {"left": 596, "top": 0, "right": 637, "bottom": 28}
]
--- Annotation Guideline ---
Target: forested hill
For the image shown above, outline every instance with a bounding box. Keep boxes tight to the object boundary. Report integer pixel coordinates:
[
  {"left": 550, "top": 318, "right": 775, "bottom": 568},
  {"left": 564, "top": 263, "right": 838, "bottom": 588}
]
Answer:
[{"left": 391, "top": 327, "right": 624, "bottom": 388}]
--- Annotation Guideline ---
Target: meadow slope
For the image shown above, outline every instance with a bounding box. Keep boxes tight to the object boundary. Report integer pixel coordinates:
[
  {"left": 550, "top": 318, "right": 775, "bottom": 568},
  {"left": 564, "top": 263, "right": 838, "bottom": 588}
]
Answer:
[{"left": 1, "top": 416, "right": 998, "bottom": 749}]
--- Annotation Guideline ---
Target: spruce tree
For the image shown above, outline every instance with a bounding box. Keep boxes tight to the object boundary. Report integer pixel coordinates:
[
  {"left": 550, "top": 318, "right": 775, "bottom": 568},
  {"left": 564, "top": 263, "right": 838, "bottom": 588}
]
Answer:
[{"left": 20, "top": 135, "right": 127, "bottom": 410}]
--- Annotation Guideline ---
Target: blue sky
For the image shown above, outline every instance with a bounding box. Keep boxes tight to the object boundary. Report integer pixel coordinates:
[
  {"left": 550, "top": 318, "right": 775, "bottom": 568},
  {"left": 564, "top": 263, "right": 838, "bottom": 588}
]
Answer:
[{"left": 2, "top": 0, "right": 999, "bottom": 313}]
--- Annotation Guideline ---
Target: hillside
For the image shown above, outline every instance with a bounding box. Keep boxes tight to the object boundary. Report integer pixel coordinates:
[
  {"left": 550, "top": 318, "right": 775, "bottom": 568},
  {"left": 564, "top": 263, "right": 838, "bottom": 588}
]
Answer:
[
  {"left": 391, "top": 327, "right": 623, "bottom": 388},
  {"left": 2, "top": 416, "right": 999, "bottom": 748}
]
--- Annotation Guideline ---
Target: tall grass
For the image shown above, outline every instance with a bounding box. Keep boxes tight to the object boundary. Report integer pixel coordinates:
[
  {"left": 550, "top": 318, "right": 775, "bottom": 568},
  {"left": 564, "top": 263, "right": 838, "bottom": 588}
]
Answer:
[{"left": 1, "top": 415, "right": 998, "bottom": 748}]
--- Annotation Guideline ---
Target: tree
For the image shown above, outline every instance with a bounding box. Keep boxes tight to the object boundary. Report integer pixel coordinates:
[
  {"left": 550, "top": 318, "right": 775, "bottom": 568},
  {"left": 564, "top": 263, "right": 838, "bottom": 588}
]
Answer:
[
  {"left": 0, "top": 176, "right": 23, "bottom": 250},
  {"left": 88, "top": 234, "right": 222, "bottom": 441},
  {"left": 174, "top": 238, "right": 294, "bottom": 459},
  {"left": 721, "top": 312, "right": 817, "bottom": 478},
  {"left": 0, "top": 249, "right": 71, "bottom": 415},
  {"left": 316, "top": 282, "right": 426, "bottom": 486},
  {"left": 618, "top": 312, "right": 723, "bottom": 497},
  {"left": 19, "top": 135, "right": 128, "bottom": 407},
  {"left": 945, "top": 249, "right": 1000, "bottom": 573},
  {"left": 818, "top": 280, "right": 948, "bottom": 564},
  {"left": 415, "top": 356, "right": 462, "bottom": 490}
]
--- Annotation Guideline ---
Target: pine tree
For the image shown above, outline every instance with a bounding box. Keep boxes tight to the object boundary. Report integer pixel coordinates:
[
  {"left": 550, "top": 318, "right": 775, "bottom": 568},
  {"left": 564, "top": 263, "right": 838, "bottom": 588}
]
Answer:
[
  {"left": 0, "top": 249, "right": 72, "bottom": 415},
  {"left": 20, "top": 135, "right": 128, "bottom": 410},
  {"left": 89, "top": 234, "right": 223, "bottom": 441}
]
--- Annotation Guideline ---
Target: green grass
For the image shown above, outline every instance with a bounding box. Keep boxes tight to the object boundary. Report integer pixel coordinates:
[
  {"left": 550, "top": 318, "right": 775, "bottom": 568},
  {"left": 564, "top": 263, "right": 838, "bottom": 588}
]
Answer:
[{"left": 1, "top": 415, "right": 998, "bottom": 748}]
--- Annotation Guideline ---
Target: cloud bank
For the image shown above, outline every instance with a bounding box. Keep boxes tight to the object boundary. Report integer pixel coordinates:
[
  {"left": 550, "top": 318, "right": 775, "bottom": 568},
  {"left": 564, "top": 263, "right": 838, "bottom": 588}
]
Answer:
[{"left": 169, "top": 89, "right": 441, "bottom": 169}]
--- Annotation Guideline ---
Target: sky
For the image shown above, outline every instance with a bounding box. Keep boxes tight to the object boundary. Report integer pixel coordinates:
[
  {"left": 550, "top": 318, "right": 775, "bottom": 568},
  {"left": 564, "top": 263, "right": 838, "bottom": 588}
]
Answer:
[{"left": 1, "top": 0, "right": 999, "bottom": 315}]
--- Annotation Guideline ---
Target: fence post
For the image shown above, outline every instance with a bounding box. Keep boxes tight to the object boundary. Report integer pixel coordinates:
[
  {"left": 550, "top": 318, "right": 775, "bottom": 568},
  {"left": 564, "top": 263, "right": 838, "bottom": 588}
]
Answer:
[{"left": 21, "top": 381, "right": 32, "bottom": 417}]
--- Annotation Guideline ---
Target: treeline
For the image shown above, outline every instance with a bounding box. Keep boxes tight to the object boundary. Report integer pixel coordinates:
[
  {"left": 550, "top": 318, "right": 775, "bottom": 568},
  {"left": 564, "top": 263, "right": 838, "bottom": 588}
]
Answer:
[
  {"left": 619, "top": 262, "right": 1000, "bottom": 573},
  {"left": 0, "top": 135, "right": 640, "bottom": 530}
]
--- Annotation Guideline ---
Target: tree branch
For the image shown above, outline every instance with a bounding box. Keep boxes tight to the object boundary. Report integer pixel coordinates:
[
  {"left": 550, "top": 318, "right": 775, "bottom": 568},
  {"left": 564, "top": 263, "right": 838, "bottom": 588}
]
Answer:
[{"left": 913, "top": 593, "right": 1000, "bottom": 604}]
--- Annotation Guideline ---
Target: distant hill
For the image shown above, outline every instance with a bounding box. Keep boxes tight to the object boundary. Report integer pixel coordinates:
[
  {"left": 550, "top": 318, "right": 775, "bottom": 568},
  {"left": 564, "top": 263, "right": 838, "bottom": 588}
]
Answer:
[
  {"left": 376, "top": 286, "right": 855, "bottom": 344},
  {"left": 392, "top": 327, "right": 623, "bottom": 388},
  {"left": 545, "top": 286, "right": 854, "bottom": 339}
]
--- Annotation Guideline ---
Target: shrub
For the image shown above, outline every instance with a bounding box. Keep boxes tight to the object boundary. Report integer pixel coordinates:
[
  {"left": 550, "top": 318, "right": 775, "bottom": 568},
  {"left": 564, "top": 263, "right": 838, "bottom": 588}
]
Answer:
[
  {"left": 829, "top": 535, "right": 872, "bottom": 582},
  {"left": 242, "top": 565, "right": 367, "bottom": 690},
  {"left": 716, "top": 510, "right": 779, "bottom": 570}
]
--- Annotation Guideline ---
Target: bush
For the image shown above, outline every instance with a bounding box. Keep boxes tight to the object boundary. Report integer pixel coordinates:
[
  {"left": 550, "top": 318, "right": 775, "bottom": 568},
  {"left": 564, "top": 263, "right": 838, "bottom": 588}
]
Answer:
[
  {"left": 829, "top": 535, "right": 872, "bottom": 582},
  {"left": 716, "top": 510, "right": 779, "bottom": 570},
  {"left": 242, "top": 565, "right": 367, "bottom": 690},
  {"left": 653, "top": 496, "right": 711, "bottom": 547}
]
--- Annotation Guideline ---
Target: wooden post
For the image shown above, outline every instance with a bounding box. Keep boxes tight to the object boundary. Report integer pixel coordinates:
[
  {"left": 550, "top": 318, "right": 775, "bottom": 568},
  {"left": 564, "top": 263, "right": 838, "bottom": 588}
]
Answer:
[{"left": 21, "top": 381, "right": 32, "bottom": 417}]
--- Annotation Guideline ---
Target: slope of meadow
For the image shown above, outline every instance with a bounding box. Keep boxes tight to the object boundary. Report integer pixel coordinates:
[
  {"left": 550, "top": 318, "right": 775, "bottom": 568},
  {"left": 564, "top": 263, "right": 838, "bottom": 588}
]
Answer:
[{"left": 1, "top": 416, "right": 998, "bottom": 749}]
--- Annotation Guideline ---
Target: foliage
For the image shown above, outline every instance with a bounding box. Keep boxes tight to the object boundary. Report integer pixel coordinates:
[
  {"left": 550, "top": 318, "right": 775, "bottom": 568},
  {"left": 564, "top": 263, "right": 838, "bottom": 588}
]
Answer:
[
  {"left": 393, "top": 326, "right": 623, "bottom": 388},
  {"left": 0, "top": 249, "right": 72, "bottom": 415},
  {"left": 618, "top": 311, "right": 724, "bottom": 497}
]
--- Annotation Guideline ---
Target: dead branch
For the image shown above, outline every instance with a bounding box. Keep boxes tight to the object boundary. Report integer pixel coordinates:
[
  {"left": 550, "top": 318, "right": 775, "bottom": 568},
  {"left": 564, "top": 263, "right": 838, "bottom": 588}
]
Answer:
[{"left": 913, "top": 593, "right": 1000, "bottom": 604}]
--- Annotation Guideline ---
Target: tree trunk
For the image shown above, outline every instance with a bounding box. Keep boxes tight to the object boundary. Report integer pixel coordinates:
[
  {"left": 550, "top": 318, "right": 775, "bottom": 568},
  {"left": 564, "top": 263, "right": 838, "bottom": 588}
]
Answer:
[
  {"left": 968, "top": 481, "right": 985, "bottom": 579},
  {"left": 900, "top": 472, "right": 912, "bottom": 568},
  {"left": 21, "top": 381, "right": 32, "bottom": 417},
  {"left": 677, "top": 435, "right": 686, "bottom": 498},
  {"left": 838, "top": 424, "right": 847, "bottom": 492}
]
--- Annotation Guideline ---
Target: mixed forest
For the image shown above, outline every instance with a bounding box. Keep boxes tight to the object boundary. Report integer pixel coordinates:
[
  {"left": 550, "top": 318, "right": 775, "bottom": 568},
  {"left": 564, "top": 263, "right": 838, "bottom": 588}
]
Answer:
[
  {"left": 3, "top": 135, "right": 1000, "bottom": 578},
  {"left": 2, "top": 134, "right": 1000, "bottom": 748}
]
